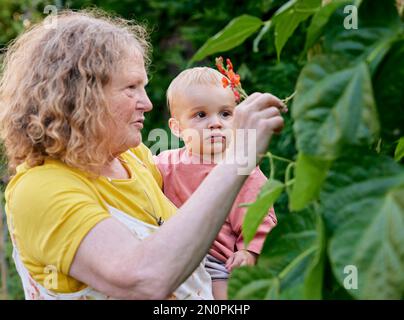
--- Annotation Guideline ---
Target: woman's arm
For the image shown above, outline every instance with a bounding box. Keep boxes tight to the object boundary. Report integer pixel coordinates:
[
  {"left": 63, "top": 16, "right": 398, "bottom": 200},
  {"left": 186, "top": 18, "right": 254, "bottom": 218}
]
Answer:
[{"left": 70, "top": 93, "right": 285, "bottom": 299}]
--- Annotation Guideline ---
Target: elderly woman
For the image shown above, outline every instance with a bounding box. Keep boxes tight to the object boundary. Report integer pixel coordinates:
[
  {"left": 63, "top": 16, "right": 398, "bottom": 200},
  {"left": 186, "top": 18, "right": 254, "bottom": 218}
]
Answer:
[{"left": 0, "top": 11, "right": 284, "bottom": 299}]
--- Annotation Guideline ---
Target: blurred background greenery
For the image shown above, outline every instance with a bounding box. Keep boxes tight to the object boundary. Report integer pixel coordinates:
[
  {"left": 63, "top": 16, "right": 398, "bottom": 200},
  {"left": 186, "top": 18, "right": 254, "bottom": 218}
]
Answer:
[{"left": 0, "top": 0, "right": 304, "bottom": 299}]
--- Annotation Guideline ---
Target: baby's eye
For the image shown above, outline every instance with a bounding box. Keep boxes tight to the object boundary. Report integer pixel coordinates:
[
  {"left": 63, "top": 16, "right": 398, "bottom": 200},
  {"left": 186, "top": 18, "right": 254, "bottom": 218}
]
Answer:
[
  {"left": 195, "top": 111, "right": 206, "bottom": 118},
  {"left": 220, "top": 111, "right": 233, "bottom": 118}
]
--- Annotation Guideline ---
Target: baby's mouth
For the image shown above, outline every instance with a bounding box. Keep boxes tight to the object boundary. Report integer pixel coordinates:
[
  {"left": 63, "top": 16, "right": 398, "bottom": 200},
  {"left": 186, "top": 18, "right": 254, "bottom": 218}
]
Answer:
[{"left": 208, "top": 135, "right": 226, "bottom": 143}]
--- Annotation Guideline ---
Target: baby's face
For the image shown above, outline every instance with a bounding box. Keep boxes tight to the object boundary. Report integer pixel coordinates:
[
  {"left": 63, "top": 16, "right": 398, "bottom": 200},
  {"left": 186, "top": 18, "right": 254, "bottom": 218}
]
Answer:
[{"left": 172, "top": 84, "right": 236, "bottom": 157}]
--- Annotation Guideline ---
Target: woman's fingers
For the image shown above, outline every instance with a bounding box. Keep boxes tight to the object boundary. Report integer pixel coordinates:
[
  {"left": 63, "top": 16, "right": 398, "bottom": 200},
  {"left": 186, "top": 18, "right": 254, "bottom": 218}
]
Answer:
[
  {"left": 264, "top": 115, "right": 285, "bottom": 134},
  {"left": 228, "top": 92, "right": 285, "bottom": 169},
  {"left": 257, "top": 106, "right": 281, "bottom": 119},
  {"left": 241, "top": 92, "right": 285, "bottom": 112},
  {"left": 241, "top": 92, "right": 261, "bottom": 105}
]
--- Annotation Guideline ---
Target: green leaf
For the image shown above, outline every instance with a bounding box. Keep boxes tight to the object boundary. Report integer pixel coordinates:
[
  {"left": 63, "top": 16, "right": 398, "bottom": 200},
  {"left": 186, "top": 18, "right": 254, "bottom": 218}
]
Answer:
[
  {"left": 253, "top": 20, "right": 271, "bottom": 53},
  {"left": 322, "top": 255, "right": 354, "bottom": 300},
  {"left": 228, "top": 266, "right": 279, "bottom": 299},
  {"left": 322, "top": 0, "right": 402, "bottom": 71},
  {"left": 290, "top": 153, "right": 332, "bottom": 211},
  {"left": 373, "top": 40, "right": 404, "bottom": 142},
  {"left": 321, "top": 152, "right": 404, "bottom": 299},
  {"left": 190, "top": 15, "right": 263, "bottom": 63},
  {"left": 242, "top": 179, "right": 284, "bottom": 246},
  {"left": 272, "top": 0, "right": 321, "bottom": 60},
  {"left": 395, "top": 138, "right": 404, "bottom": 162},
  {"left": 230, "top": 209, "right": 325, "bottom": 299},
  {"left": 292, "top": 56, "right": 380, "bottom": 160},
  {"left": 304, "top": 0, "right": 351, "bottom": 52}
]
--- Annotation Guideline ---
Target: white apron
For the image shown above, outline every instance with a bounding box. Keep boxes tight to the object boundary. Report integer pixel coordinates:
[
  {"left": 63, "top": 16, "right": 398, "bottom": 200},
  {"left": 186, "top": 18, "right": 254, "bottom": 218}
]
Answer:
[{"left": 9, "top": 204, "right": 213, "bottom": 300}]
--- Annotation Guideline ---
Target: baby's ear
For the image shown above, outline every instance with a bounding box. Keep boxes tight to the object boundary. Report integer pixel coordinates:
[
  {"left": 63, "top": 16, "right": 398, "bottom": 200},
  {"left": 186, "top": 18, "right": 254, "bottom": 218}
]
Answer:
[{"left": 168, "top": 117, "right": 181, "bottom": 138}]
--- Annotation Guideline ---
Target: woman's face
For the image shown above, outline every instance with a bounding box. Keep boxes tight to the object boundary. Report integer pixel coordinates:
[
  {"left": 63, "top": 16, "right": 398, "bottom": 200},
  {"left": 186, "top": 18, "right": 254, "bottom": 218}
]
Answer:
[{"left": 104, "top": 51, "right": 152, "bottom": 155}]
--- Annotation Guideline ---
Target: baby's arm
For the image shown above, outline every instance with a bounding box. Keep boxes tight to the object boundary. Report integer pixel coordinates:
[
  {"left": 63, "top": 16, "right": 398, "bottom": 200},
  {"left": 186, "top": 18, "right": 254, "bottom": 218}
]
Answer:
[
  {"left": 225, "top": 249, "right": 258, "bottom": 271},
  {"left": 229, "top": 167, "right": 277, "bottom": 270}
]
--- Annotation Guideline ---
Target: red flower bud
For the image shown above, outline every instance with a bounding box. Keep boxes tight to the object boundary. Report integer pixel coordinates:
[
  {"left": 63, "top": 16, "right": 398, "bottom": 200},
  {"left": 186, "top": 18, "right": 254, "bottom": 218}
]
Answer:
[
  {"left": 215, "top": 57, "right": 227, "bottom": 75},
  {"left": 226, "top": 58, "right": 233, "bottom": 71},
  {"left": 215, "top": 56, "right": 245, "bottom": 103}
]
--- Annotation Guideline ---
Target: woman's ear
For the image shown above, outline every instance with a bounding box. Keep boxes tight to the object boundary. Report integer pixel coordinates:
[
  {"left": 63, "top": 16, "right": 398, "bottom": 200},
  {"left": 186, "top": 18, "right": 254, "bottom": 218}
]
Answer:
[{"left": 168, "top": 117, "right": 181, "bottom": 138}]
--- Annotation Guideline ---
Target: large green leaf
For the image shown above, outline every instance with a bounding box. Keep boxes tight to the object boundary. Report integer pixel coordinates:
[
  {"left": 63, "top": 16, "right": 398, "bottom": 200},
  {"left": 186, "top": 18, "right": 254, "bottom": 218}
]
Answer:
[
  {"left": 242, "top": 179, "right": 284, "bottom": 246},
  {"left": 289, "top": 153, "right": 332, "bottom": 211},
  {"left": 321, "top": 152, "right": 404, "bottom": 299},
  {"left": 373, "top": 40, "right": 404, "bottom": 143},
  {"left": 190, "top": 15, "right": 263, "bottom": 63},
  {"left": 228, "top": 266, "right": 279, "bottom": 299},
  {"left": 322, "top": 0, "right": 402, "bottom": 71},
  {"left": 304, "top": 0, "right": 351, "bottom": 52},
  {"left": 230, "top": 209, "right": 325, "bottom": 299},
  {"left": 272, "top": 0, "right": 321, "bottom": 60},
  {"left": 292, "top": 56, "right": 380, "bottom": 159}
]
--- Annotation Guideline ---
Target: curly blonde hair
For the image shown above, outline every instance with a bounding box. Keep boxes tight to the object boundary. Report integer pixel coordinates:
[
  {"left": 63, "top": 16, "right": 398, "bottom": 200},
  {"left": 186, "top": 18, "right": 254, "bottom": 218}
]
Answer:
[{"left": 0, "top": 9, "right": 150, "bottom": 176}]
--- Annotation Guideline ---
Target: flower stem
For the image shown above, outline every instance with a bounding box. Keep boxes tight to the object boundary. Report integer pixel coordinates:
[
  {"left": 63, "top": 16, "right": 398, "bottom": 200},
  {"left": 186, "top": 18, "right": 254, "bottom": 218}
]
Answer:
[
  {"left": 285, "top": 162, "right": 295, "bottom": 198},
  {"left": 281, "top": 91, "right": 296, "bottom": 105},
  {"left": 266, "top": 152, "right": 294, "bottom": 164}
]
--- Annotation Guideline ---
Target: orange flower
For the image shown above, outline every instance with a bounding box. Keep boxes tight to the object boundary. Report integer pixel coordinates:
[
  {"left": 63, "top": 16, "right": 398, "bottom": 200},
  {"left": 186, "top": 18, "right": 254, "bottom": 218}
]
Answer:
[
  {"left": 227, "top": 70, "right": 240, "bottom": 86},
  {"left": 222, "top": 77, "right": 230, "bottom": 88},
  {"left": 215, "top": 56, "right": 247, "bottom": 103},
  {"left": 215, "top": 56, "right": 291, "bottom": 110}
]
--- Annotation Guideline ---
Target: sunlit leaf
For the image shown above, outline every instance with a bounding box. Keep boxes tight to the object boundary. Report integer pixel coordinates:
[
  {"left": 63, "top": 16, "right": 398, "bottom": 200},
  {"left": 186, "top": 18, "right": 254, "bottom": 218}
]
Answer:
[
  {"left": 190, "top": 15, "right": 263, "bottom": 63},
  {"left": 272, "top": 0, "right": 321, "bottom": 60},
  {"left": 289, "top": 153, "right": 332, "bottom": 211},
  {"left": 395, "top": 138, "right": 404, "bottom": 162},
  {"left": 242, "top": 179, "right": 284, "bottom": 246}
]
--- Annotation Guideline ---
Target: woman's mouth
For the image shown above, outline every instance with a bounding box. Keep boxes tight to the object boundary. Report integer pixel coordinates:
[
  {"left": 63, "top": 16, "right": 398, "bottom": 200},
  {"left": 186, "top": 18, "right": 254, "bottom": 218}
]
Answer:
[{"left": 131, "top": 118, "right": 144, "bottom": 129}]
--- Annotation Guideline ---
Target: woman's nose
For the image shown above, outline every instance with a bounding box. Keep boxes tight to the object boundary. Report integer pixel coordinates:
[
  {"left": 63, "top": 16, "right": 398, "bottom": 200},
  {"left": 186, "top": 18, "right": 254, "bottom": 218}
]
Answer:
[{"left": 137, "top": 89, "right": 153, "bottom": 112}]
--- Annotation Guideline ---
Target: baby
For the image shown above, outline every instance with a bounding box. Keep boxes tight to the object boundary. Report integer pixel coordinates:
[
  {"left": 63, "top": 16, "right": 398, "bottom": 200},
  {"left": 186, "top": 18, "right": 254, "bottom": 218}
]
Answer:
[{"left": 155, "top": 67, "right": 277, "bottom": 300}]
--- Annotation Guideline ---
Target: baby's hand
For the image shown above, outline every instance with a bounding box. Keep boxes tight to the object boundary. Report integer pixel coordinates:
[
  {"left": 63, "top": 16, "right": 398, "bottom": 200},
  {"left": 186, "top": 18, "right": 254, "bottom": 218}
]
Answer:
[{"left": 225, "top": 250, "right": 257, "bottom": 272}]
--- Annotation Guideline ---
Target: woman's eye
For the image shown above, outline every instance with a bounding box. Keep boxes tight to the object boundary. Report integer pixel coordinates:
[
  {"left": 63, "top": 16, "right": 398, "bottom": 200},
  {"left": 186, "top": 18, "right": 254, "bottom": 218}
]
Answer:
[{"left": 128, "top": 85, "right": 137, "bottom": 90}]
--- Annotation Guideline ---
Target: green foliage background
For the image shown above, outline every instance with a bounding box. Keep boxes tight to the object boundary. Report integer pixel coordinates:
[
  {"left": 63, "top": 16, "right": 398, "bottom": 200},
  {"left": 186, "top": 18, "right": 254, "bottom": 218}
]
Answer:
[
  {"left": 0, "top": 0, "right": 301, "bottom": 299},
  {"left": 192, "top": 0, "right": 404, "bottom": 300},
  {"left": 1, "top": 0, "right": 402, "bottom": 300}
]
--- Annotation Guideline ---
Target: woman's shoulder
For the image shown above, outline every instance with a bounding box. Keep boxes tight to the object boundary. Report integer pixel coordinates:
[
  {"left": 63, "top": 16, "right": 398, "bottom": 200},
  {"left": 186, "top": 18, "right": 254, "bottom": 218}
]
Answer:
[
  {"left": 128, "top": 143, "right": 153, "bottom": 160},
  {"left": 5, "top": 159, "right": 97, "bottom": 205}
]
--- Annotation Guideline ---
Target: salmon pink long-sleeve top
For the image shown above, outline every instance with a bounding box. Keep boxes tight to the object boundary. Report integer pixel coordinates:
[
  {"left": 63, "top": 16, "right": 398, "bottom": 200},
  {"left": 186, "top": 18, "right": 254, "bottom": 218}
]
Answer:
[{"left": 155, "top": 147, "right": 277, "bottom": 263}]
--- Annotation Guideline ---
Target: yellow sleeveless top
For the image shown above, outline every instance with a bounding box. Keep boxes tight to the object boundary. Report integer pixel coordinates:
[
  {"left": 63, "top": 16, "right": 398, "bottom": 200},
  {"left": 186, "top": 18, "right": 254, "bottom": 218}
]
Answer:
[{"left": 5, "top": 144, "right": 177, "bottom": 293}]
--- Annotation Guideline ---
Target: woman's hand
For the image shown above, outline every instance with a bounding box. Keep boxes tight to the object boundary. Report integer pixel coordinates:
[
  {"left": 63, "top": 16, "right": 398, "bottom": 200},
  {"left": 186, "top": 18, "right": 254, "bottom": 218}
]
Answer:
[{"left": 225, "top": 93, "right": 285, "bottom": 172}]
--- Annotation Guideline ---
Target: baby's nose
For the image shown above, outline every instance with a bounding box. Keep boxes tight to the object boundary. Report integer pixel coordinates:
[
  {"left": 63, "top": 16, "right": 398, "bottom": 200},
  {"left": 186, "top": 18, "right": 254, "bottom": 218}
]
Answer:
[{"left": 208, "top": 116, "right": 223, "bottom": 129}]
